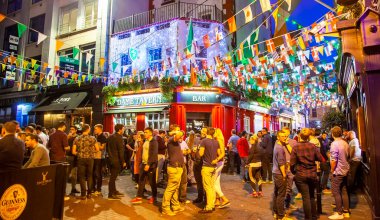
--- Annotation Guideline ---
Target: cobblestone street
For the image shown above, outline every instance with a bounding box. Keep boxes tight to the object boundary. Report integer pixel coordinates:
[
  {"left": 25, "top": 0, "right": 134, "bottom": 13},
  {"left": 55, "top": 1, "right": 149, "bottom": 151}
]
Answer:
[{"left": 64, "top": 173, "right": 371, "bottom": 220}]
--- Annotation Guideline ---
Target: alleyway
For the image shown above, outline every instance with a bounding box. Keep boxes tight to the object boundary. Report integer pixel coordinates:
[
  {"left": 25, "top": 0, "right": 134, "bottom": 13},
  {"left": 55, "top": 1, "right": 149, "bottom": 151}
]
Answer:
[{"left": 64, "top": 174, "right": 371, "bottom": 220}]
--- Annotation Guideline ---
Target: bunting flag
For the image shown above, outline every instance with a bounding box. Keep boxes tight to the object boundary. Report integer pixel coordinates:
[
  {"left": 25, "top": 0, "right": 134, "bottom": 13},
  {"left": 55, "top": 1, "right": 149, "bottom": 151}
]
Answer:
[
  {"left": 112, "top": 62, "right": 118, "bottom": 72},
  {"left": 251, "top": 44, "right": 259, "bottom": 57},
  {"left": 73, "top": 47, "right": 80, "bottom": 59},
  {"left": 266, "top": 39, "right": 275, "bottom": 53},
  {"left": 182, "top": 65, "right": 188, "bottom": 75},
  {"left": 186, "top": 19, "right": 194, "bottom": 54},
  {"left": 314, "top": 33, "right": 324, "bottom": 43},
  {"left": 99, "top": 57, "right": 105, "bottom": 70},
  {"left": 203, "top": 34, "right": 211, "bottom": 48},
  {"left": 23, "top": 61, "right": 29, "bottom": 69},
  {"left": 311, "top": 47, "right": 320, "bottom": 61},
  {"left": 17, "top": 23, "right": 27, "bottom": 38},
  {"left": 243, "top": 5, "right": 253, "bottom": 23},
  {"left": 0, "top": 13, "right": 6, "bottom": 23},
  {"left": 252, "top": 29, "right": 259, "bottom": 44},
  {"left": 297, "top": 37, "right": 306, "bottom": 50},
  {"left": 86, "top": 53, "right": 94, "bottom": 64},
  {"left": 215, "top": 27, "right": 222, "bottom": 42},
  {"left": 227, "top": 16, "right": 237, "bottom": 33},
  {"left": 317, "top": 46, "right": 324, "bottom": 55},
  {"left": 42, "top": 62, "right": 48, "bottom": 71},
  {"left": 31, "top": 59, "right": 37, "bottom": 68},
  {"left": 192, "top": 41, "right": 200, "bottom": 54},
  {"left": 56, "top": 40, "right": 64, "bottom": 51},
  {"left": 259, "top": 0, "right": 272, "bottom": 12},
  {"left": 283, "top": 33, "right": 295, "bottom": 48},
  {"left": 37, "top": 32, "right": 47, "bottom": 45},
  {"left": 237, "top": 49, "right": 243, "bottom": 60},
  {"left": 177, "top": 52, "right": 182, "bottom": 64},
  {"left": 167, "top": 57, "right": 173, "bottom": 68}
]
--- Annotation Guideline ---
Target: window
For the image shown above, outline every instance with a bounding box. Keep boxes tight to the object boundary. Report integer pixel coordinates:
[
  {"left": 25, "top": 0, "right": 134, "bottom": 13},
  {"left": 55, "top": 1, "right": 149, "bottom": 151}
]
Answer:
[
  {"left": 29, "top": 14, "right": 45, "bottom": 43},
  {"left": 312, "top": 108, "right": 317, "bottom": 118},
  {"left": 59, "top": 4, "right": 78, "bottom": 34},
  {"left": 114, "top": 113, "right": 136, "bottom": 130},
  {"left": 84, "top": 0, "right": 98, "bottom": 28},
  {"left": 145, "top": 112, "right": 169, "bottom": 130},
  {"left": 244, "top": 116, "right": 250, "bottom": 133},
  {"left": 80, "top": 44, "right": 95, "bottom": 74},
  {"left": 58, "top": 49, "right": 73, "bottom": 58},
  {"left": 148, "top": 48, "right": 162, "bottom": 71},
  {"left": 0, "top": 107, "right": 12, "bottom": 122},
  {"left": 7, "top": 0, "right": 22, "bottom": 14},
  {"left": 32, "top": 0, "right": 42, "bottom": 4},
  {"left": 3, "top": 24, "right": 18, "bottom": 53}
]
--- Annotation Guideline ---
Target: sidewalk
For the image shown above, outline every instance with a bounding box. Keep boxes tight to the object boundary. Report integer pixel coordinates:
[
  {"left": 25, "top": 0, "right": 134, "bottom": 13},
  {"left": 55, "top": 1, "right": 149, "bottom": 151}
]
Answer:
[{"left": 64, "top": 173, "right": 371, "bottom": 220}]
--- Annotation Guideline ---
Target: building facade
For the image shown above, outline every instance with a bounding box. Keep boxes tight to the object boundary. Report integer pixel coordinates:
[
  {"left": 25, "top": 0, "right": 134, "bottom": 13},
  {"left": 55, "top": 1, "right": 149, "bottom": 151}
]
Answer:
[
  {"left": 337, "top": 2, "right": 380, "bottom": 218},
  {"left": 0, "top": 0, "right": 110, "bottom": 129}
]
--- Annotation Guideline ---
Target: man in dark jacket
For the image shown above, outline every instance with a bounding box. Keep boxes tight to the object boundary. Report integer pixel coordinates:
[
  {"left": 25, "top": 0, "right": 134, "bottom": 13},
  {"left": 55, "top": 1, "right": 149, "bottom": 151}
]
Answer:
[
  {"left": 47, "top": 121, "right": 69, "bottom": 162},
  {"left": 0, "top": 121, "right": 25, "bottom": 173},
  {"left": 107, "top": 124, "right": 126, "bottom": 200},
  {"left": 260, "top": 127, "right": 273, "bottom": 183},
  {"left": 156, "top": 130, "right": 167, "bottom": 185},
  {"left": 131, "top": 127, "right": 158, "bottom": 204}
]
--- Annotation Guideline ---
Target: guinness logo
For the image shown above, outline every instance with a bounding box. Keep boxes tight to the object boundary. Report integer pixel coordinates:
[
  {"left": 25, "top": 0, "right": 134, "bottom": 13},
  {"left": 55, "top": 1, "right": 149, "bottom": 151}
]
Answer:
[
  {"left": 0, "top": 184, "right": 28, "bottom": 220},
  {"left": 37, "top": 172, "right": 52, "bottom": 186}
]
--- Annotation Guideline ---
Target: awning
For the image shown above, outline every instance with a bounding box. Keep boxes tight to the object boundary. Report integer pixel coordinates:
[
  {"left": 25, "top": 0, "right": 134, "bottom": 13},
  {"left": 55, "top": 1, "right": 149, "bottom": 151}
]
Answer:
[
  {"left": 31, "top": 92, "right": 88, "bottom": 112},
  {"left": 106, "top": 106, "right": 167, "bottom": 114}
]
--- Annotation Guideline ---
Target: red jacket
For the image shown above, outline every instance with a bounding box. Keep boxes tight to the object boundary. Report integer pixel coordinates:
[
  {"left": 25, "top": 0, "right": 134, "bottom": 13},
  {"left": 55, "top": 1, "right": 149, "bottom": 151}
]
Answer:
[{"left": 237, "top": 137, "right": 249, "bottom": 157}]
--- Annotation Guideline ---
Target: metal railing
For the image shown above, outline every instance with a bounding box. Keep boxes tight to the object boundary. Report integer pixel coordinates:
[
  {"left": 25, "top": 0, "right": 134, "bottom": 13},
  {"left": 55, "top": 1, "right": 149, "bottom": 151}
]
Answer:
[
  {"left": 58, "top": 15, "right": 97, "bottom": 35},
  {"left": 114, "top": 2, "right": 224, "bottom": 33}
]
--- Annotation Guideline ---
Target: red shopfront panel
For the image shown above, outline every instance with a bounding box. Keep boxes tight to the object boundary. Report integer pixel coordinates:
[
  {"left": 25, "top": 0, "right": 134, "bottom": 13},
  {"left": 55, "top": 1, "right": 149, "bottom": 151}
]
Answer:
[{"left": 103, "top": 114, "right": 114, "bottom": 133}]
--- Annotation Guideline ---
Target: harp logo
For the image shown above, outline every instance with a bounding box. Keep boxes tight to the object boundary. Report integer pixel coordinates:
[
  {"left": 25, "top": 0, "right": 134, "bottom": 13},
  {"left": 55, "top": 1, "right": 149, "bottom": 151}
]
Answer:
[{"left": 0, "top": 184, "right": 27, "bottom": 220}]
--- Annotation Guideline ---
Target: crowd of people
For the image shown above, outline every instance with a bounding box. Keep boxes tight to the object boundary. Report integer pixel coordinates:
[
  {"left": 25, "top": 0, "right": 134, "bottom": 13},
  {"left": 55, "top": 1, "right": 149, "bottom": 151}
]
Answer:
[{"left": 0, "top": 119, "right": 363, "bottom": 219}]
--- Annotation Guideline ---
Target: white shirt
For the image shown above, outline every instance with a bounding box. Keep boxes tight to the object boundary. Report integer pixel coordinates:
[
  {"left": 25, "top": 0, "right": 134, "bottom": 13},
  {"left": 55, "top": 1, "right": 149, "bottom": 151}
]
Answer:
[
  {"left": 38, "top": 132, "right": 49, "bottom": 146},
  {"left": 349, "top": 138, "right": 362, "bottom": 161},
  {"left": 179, "top": 141, "right": 189, "bottom": 163}
]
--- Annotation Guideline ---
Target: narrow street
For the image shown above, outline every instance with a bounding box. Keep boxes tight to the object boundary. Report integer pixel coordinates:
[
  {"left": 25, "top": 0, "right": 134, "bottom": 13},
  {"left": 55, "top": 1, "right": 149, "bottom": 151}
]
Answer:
[{"left": 64, "top": 174, "right": 371, "bottom": 220}]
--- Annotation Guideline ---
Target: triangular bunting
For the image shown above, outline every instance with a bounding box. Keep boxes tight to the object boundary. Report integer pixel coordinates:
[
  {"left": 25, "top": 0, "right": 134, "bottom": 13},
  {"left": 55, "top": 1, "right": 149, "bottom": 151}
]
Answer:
[
  {"left": 56, "top": 40, "right": 64, "bottom": 51},
  {"left": 0, "top": 13, "right": 5, "bottom": 23},
  {"left": 73, "top": 47, "right": 80, "bottom": 59},
  {"left": 317, "top": 46, "right": 324, "bottom": 55},
  {"left": 17, "top": 23, "right": 27, "bottom": 38},
  {"left": 86, "top": 53, "right": 94, "bottom": 64},
  {"left": 37, "top": 32, "right": 47, "bottom": 45},
  {"left": 99, "top": 57, "right": 105, "bottom": 70},
  {"left": 31, "top": 59, "right": 37, "bottom": 68},
  {"left": 112, "top": 62, "right": 118, "bottom": 72}
]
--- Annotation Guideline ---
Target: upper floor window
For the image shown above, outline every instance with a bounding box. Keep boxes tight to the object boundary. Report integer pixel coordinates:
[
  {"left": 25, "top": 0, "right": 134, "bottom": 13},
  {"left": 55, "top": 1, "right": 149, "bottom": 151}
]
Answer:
[
  {"left": 29, "top": 14, "right": 45, "bottom": 43},
  {"left": 7, "top": 0, "right": 22, "bottom": 14},
  {"left": 84, "top": 0, "right": 98, "bottom": 28},
  {"left": 32, "top": 0, "right": 43, "bottom": 4},
  {"left": 148, "top": 47, "right": 162, "bottom": 71},
  {"left": 59, "top": 3, "right": 78, "bottom": 35}
]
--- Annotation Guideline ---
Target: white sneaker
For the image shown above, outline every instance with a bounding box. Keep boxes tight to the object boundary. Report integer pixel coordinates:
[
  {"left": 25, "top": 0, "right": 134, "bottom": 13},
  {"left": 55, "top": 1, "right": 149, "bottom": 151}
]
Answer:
[
  {"left": 343, "top": 211, "right": 350, "bottom": 218},
  {"left": 329, "top": 212, "right": 344, "bottom": 219}
]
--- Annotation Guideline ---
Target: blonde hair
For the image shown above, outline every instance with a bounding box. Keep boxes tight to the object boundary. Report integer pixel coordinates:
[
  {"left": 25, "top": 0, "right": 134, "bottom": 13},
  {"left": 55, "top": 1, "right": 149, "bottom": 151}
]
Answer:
[
  {"left": 214, "top": 128, "right": 225, "bottom": 149},
  {"left": 249, "top": 134, "right": 258, "bottom": 145}
]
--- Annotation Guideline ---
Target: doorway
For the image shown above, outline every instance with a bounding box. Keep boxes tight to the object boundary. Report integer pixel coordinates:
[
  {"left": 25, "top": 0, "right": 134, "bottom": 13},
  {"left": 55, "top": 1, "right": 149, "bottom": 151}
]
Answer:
[{"left": 186, "top": 112, "right": 211, "bottom": 134}]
